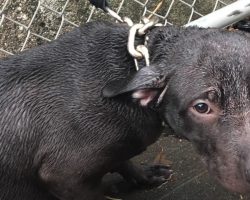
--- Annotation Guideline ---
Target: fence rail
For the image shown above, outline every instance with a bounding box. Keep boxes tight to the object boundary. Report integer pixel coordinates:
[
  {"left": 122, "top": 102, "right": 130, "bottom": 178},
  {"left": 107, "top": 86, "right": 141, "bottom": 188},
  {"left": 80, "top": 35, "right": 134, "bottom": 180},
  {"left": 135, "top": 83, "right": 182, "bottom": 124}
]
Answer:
[{"left": 0, "top": 0, "right": 236, "bottom": 58}]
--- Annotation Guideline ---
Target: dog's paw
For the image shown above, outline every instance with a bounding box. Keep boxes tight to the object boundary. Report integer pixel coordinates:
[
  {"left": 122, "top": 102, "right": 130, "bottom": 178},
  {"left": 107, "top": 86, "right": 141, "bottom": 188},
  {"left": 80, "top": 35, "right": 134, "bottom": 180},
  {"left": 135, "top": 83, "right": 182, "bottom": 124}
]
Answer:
[{"left": 135, "top": 164, "right": 173, "bottom": 186}]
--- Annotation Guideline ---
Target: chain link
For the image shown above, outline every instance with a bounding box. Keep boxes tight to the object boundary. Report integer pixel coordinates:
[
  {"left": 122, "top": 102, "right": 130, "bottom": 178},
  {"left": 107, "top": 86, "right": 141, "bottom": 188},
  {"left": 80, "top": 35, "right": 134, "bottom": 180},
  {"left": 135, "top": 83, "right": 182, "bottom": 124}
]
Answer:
[
  {"left": 106, "top": 6, "right": 161, "bottom": 71},
  {"left": 0, "top": 0, "right": 235, "bottom": 58}
]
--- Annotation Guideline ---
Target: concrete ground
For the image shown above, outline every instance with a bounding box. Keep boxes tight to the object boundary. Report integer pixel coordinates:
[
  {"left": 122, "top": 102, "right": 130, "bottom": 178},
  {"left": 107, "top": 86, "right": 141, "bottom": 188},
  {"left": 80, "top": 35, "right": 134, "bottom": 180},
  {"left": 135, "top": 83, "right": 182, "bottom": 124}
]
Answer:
[{"left": 103, "top": 135, "right": 250, "bottom": 200}]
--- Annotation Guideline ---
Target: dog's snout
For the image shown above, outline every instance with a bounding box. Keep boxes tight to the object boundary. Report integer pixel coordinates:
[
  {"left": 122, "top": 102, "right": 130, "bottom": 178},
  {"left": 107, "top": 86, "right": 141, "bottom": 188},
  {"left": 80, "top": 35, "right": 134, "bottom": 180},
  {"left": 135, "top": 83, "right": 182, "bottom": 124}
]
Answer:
[{"left": 231, "top": 111, "right": 250, "bottom": 133}]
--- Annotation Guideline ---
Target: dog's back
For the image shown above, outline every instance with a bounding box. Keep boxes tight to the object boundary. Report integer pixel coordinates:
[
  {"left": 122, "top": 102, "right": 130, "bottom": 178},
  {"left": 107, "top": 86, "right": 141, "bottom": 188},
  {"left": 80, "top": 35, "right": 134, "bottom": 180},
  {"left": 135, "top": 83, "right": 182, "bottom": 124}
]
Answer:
[{"left": 0, "top": 21, "right": 163, "bottom": 200}]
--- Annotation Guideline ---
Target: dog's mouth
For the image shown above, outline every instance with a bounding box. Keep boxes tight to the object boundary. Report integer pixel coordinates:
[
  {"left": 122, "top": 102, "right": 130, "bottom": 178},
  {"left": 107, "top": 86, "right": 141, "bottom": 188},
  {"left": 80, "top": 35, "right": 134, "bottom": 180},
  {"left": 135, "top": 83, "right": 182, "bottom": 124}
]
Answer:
[{"left": 201, "top": 156, "right": 250, "bottom": 193}]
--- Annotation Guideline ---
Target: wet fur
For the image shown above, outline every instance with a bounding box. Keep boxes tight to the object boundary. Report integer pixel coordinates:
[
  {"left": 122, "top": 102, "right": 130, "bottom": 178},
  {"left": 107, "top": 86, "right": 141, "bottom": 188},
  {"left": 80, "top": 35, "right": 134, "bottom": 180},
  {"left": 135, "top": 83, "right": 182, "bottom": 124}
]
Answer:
[
  {"left": 110, "top": 25, "right": 250, "bottom": 192},
  {"left": 0, "top": 22, "right": 163, "bottom": 200},
  {"left": 2, "top": 20, "right": 250, "bottom": 199}
]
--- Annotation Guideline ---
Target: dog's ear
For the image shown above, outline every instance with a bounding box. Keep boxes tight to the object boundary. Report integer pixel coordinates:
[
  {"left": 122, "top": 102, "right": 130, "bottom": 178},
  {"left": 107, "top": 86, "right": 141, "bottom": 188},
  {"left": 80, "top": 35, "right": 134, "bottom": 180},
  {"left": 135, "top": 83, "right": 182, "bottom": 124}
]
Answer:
[{"left": 102, "top": 67, "right": 170, "bottom": 106}]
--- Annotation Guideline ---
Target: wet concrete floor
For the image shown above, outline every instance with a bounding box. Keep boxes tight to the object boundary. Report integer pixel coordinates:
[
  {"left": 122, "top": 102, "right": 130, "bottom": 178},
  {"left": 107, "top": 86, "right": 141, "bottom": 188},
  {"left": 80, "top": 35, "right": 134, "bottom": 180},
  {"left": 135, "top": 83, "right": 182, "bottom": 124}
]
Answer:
[{"left": 103, "top": 135, "right": 250, "bottom": 200}]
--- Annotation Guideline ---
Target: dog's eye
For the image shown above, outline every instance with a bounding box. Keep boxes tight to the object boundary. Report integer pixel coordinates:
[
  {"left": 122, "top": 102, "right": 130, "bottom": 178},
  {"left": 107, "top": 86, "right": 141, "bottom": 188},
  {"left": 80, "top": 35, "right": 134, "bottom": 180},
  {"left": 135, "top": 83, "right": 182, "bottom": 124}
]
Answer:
[
  {"left": 194, "top": 102, "right": 210, "bottom": 114},
  {"left": 189, "top": 97, "right": 219, "bottom": 123}
]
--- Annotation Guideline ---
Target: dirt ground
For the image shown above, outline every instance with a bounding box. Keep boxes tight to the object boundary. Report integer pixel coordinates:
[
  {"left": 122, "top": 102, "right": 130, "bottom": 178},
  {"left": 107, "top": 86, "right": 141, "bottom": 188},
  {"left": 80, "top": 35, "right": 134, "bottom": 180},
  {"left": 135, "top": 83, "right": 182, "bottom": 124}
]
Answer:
[{"left": 103, "top": 136, "right": 250, "bottom": 200}]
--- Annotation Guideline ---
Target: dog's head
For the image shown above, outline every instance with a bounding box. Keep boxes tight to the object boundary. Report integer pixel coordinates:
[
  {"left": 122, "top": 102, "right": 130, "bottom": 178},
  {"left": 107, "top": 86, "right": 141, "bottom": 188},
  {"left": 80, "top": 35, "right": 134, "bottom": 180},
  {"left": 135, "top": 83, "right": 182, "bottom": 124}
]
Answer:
[{"left": 103, "top": 26, "right": 250, "bottom": 193}]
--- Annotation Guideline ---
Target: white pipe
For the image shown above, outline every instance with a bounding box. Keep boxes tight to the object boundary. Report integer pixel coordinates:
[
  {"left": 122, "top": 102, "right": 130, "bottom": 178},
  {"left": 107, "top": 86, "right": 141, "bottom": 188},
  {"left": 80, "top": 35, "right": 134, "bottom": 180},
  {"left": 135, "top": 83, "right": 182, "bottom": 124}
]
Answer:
[{"left": 185, "top": 0, "right": 250, "bottom": 28}]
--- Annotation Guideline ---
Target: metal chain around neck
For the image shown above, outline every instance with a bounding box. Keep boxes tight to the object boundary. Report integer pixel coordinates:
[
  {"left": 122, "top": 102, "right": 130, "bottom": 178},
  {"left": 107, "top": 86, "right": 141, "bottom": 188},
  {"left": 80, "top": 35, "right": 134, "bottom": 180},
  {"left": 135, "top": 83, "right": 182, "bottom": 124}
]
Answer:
[{"left": 105, "top": 7, "right": 162, "bottom": 71}]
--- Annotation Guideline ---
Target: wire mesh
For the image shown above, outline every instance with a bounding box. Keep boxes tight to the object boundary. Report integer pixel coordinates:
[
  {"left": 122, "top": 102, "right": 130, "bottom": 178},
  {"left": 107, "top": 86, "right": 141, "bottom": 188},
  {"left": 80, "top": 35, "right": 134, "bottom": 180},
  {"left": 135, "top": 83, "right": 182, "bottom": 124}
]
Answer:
[{"left": 0, "top": 0, "right": 236, "bottom": 58}]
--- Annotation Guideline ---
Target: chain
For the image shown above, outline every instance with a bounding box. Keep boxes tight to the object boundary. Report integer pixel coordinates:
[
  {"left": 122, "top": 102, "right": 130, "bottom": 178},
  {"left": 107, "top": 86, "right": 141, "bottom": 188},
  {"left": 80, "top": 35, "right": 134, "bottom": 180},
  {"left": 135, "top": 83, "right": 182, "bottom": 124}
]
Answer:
[{"left": 106, "top": 8, "right": 162, "bottom": 71}]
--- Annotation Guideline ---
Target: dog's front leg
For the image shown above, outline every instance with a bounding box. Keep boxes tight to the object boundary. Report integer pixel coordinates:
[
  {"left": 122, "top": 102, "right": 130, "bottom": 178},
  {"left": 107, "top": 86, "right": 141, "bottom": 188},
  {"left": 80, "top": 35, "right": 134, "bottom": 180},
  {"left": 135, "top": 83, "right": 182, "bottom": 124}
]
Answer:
[{"left": 115, "top": 160, "right": 172, "bottom": 187}]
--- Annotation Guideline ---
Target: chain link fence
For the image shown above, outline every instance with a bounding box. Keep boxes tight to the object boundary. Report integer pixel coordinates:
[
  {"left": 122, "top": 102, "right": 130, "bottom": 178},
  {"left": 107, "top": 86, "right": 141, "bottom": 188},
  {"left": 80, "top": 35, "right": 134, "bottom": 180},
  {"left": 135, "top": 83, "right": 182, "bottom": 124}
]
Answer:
[{"left": 0, "top": 0, "right": 236, "bottom": 58}]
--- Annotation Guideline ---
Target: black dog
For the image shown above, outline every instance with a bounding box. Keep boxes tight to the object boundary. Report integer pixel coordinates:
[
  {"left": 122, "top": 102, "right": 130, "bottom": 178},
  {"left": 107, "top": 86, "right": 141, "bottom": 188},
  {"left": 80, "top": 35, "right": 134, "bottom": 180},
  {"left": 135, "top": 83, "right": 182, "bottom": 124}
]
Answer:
[
  {"left": 0, "top": 22, "right": 171, "bottom": 200},
  {"left": 1, "top": 21, "right": 250, "bottom": 200},
  {"left": 105, "top": 25, "right": 250, "bottom": 193}
]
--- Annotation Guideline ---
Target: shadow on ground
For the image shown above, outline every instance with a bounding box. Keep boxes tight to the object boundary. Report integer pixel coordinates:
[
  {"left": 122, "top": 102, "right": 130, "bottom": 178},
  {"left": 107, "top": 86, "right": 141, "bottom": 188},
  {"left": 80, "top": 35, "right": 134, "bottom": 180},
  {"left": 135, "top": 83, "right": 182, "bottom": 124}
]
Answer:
[{"left": 103, "top": 136, "right": 250, "bottom": 200}]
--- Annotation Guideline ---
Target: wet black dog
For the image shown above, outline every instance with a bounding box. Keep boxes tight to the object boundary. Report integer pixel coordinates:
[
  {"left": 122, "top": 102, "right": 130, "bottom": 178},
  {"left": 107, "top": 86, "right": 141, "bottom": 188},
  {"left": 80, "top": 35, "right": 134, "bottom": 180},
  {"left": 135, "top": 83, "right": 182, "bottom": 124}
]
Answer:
[
  {"left": 105, "top": 25, "right": 250, "bottom": 193},
  {"left": 0, "top": 22, "right": 170, "bottom": 200},
  {"left": 1, "top": 21, "right": 250, "bottom": 200}
]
